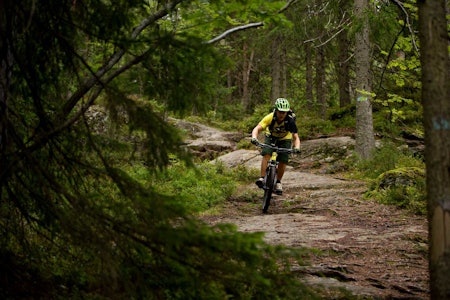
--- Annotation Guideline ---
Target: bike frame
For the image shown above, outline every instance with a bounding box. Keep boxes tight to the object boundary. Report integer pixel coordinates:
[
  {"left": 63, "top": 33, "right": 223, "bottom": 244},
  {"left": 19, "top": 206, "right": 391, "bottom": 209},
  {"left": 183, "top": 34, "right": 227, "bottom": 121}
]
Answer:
[{"left": 264, "top": 152, "right": 279, "bottom": 189}]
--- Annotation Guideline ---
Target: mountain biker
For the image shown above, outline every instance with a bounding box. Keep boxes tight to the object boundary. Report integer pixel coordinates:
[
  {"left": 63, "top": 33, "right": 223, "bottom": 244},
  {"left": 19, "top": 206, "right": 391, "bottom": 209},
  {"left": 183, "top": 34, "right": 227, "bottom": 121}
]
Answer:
[{"left": 250, "top": 98, "right": 301, "bottom": 195}]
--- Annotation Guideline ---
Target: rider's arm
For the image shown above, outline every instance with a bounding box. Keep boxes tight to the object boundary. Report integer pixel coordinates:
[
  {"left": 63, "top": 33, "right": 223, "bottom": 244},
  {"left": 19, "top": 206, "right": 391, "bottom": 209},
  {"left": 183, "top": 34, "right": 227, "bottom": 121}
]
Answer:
[
  {"left": 292, "top": 132, "right": 301, "bottom": 149},
  {"left": 252, "top": 113, "right": 273, "bottom": 139},
  {"left": 251, "top": 124, "right": 264, "bottom": 139}
]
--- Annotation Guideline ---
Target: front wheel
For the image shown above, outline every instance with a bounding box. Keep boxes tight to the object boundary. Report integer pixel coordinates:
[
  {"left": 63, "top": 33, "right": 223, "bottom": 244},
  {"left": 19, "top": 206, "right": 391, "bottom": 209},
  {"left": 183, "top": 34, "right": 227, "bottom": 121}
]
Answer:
[{"left": 262, "top": 166, "right": 276, "bottom": 213}]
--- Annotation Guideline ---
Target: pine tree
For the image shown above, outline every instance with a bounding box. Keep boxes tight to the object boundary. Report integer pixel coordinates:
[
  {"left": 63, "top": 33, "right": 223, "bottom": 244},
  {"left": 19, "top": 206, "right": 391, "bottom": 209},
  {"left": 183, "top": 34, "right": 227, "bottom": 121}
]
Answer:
[{"left": 0, "top": 1, "right": 315, "bottom": 298}]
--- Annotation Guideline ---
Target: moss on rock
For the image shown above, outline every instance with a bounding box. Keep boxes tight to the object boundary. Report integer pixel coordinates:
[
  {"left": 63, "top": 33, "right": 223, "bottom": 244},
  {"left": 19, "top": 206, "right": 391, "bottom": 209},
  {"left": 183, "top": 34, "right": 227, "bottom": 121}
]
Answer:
[{"left": 377, "top": 167, "right": 425, "bottom": 190}]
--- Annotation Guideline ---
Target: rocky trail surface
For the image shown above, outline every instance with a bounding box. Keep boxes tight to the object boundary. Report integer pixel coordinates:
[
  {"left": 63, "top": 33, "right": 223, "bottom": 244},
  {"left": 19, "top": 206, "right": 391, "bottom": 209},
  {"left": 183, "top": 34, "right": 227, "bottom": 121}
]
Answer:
[{"left": 176, "top": 119, "right": 429, "bottom": 299}]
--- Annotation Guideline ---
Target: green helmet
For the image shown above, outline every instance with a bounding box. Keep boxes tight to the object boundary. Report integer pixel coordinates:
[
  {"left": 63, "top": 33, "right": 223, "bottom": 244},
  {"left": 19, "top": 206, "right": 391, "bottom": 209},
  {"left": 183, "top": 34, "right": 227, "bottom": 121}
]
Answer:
[{"left": 275, "top": 98, "right": 290, "bottom": 111}]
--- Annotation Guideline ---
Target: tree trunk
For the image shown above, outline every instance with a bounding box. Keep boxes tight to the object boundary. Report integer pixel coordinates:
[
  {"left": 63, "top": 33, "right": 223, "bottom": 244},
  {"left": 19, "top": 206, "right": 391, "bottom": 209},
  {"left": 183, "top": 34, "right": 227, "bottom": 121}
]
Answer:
[
  {"left": 305, "top": 42, "right": 314, "bottom": 111},
  {"left": 418, "top": 1, "right": 450, "bottom": 298},
  {"left": 337, "top": 25, "right": 351, "bottom": 107},
  {"left": 354, "top": 0, "right": 375, "bottom": 159},
  {"left": 271, "top": 35, "right": 281, "bottom": 101},
  {"left": 281, "top": 45, "right": 287, "bottom": 97},
  {"left": 242, "top": 41, "right": 254, "bottom": 112},
  {"left": 0, "top": 0, "right": 12, "bottom": 163},
  {"left": 315, "top": 47, "right": 326, "bottom": 119},
  {"left": 226, "top": 70, "right": 233, "bottom": 102}
]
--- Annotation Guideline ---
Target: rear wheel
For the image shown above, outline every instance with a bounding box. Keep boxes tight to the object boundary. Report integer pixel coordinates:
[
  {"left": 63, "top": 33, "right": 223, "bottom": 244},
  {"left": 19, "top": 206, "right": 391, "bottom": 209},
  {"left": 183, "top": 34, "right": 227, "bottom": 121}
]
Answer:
[{"left": 262, "top": 166, "right": 276, "bottom": 213}]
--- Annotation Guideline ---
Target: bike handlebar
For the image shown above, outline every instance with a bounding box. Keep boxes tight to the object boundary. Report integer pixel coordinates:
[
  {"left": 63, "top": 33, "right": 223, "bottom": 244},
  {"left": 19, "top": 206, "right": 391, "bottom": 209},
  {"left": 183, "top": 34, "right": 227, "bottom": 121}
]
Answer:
[{"left": 254, "top": 142, "right": 295, "bottom": 154}]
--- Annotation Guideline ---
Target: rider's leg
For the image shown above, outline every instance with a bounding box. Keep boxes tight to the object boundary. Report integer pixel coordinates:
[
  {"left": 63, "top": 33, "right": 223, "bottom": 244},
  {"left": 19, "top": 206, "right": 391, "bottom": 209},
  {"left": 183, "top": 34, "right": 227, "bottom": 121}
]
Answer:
[
  {"left": 275, "top": 139, "right": 291, "bottom": 182},
  {"left": 256, "top": 154, "right": 271, "bottom": 188},
  {"left": 275, "top": 139, "right": 290, "bottom": 195},
  {"left": 277, "top": 162, "right": 287, "bottom": 181},
  {"left": 260, "top": 154, "right": 271, "bottom": 177}
]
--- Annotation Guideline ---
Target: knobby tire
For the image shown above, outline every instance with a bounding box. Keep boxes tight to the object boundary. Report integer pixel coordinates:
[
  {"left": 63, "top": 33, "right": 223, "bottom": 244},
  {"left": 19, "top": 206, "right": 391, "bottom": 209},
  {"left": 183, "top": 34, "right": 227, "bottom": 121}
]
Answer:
[{"left": 263, "top": 166, "right": 276, "bottom": 213}]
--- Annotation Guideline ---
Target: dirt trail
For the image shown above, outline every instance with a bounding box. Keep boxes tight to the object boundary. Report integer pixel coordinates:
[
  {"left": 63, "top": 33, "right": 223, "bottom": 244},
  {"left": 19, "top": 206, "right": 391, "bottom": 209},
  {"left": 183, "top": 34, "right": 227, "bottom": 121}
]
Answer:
[
  {"left": 202, "top": 158, "right": 429, "bottom": 299},
  {"left": 177, "top": 120, "right": 429, "bottom": 299}
]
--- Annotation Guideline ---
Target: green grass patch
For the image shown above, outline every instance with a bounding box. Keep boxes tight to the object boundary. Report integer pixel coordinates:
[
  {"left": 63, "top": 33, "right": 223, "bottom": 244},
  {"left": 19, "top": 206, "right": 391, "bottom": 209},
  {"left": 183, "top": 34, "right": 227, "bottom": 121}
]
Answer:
[{"left": 151, "top": 161, "right": 238, "bottom": 212}]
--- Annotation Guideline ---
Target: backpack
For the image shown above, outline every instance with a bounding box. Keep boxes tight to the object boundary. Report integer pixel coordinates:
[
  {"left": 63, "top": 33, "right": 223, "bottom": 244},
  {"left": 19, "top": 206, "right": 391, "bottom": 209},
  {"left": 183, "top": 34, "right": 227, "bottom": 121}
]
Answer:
[{"left": 268, "top": 109, "right": 297, "bottom": 133}]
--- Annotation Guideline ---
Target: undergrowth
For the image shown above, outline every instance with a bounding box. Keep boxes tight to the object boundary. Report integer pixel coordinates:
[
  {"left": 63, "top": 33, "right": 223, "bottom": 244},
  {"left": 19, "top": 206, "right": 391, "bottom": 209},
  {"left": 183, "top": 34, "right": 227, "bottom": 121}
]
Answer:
[
  {"left": 124, "top": 161, "right": 256, "bottom": 213},
  {"left": 348, "top": 142, "right": 426, "bottom": 215}
]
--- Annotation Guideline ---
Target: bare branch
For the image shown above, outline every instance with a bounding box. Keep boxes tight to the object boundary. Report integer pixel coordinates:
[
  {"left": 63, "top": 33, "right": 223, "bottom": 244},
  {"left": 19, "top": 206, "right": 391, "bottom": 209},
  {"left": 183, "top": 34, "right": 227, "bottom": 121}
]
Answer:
[
  {"left": 279, "top": 0, "right": 298, "bottom": 14},
  {"left": 131, "top": 0, "right": 183, "bottom": 39},
  {"left": 390, "top": 0, "right": 419, "bottom": 52},
  {"left": 206, "top": 22, "right": 264, "bottom": 44},
  {"left": 207, "top": 0, "right": 298, "bottom": 45},
  {"left": 314, "top": 25, "right": 347, "bottom": 48},
  {"left": 304, "top": 12, "right": 352, "bottom": 47}
]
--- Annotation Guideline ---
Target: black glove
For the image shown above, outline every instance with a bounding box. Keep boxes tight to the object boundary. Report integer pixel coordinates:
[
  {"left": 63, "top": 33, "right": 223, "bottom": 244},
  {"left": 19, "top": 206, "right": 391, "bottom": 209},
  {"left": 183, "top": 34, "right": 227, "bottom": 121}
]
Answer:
[
  {"left": 251, "top": 138, "right": 259, "bottom": 145},
  {"left": 293, "top": 148, "right": 301, "bottom": 154}
]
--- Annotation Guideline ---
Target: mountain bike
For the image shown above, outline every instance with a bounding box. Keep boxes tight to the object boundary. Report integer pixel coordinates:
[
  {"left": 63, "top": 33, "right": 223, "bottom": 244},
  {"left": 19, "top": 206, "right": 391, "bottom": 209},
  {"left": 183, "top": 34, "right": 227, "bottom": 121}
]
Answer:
[{"left": 255, "top": 142, "right": 294, "bottom": 213}]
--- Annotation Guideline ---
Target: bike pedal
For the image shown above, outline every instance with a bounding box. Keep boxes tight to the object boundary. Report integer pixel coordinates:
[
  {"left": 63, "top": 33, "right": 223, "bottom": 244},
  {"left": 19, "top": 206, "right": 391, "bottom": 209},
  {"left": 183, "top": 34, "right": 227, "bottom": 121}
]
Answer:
[{"left": 275, "top": 190, "right": 282, "bottom": 195}]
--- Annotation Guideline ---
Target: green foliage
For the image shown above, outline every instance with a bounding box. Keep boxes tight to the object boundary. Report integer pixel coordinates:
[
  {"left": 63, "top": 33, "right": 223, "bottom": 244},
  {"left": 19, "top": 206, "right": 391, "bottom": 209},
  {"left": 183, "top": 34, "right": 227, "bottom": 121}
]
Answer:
[
  {"left": 374, "top": 94, "right": 414, "bottom": 123},
  {"left": 297, "top": 111, "right": 336, "bottom": 139},
  {"left": 372, "top": 111, "right": 398, "bottom": 136},
  {"left": 154, "top": 162, "right": 237, "bottom": 212},
  {"left": 353, "top": 141, "right": 424, "bottom": 179},
  {"left": 237, "top": 138, "right": 254, "bottom": 150},
  {"left": 211, "top": 103, "right": 248, "bottom": 131},
  {"left": 185, "top": 103, "right": 246, "bottom": 132},
  {"left": 349, "top": 142, "right": 426, "bottom": 215},
  {"left": 232, "top": 164, "right": 259, "bottom": 183},
  {"left": 366, "top": 167, "right": 426, "bottom": 215},
  {"left": 1, "top": 0, "right": 321, "bottom": 299},
  {"left": 374, "top": 33, "right": 422, "bottom": 130},
  {"left": 329, "top": 104, "right": 356, "bottom": 129},
  {"left": 240, "top": 103, "right": 275, "bottom": 133},
  {"left": 142, "top": 36, "right": 230, "bottom": 116},
  {"left": 129, "top": 161, "right": 259, "bottom": 213},
  {"left": 179, "top": 0, "right": 288, "bottom": 40},
  {"left": 370, "top": 1, "right": 422, "bottom": 132}
]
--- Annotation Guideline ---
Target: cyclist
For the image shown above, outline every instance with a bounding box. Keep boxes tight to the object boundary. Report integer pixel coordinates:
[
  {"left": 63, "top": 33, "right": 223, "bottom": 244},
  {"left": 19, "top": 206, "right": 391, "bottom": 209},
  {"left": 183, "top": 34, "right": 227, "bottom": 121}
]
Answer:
[{"left": 251, "top": 98, "right": 301, "bottom": 194}]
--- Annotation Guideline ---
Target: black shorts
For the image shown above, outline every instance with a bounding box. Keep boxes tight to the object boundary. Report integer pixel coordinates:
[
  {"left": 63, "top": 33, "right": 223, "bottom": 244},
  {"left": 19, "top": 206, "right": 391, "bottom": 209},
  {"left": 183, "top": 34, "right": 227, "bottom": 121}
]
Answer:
[{"left": 261, "top": 136, "right": 292, "bottom": 164}]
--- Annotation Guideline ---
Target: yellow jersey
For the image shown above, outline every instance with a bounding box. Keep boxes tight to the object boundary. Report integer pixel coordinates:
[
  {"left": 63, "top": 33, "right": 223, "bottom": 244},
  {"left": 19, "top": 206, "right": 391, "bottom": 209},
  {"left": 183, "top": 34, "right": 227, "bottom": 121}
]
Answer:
[{"left": 258, "top": 112, "right": 293, "bottom": 140}]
